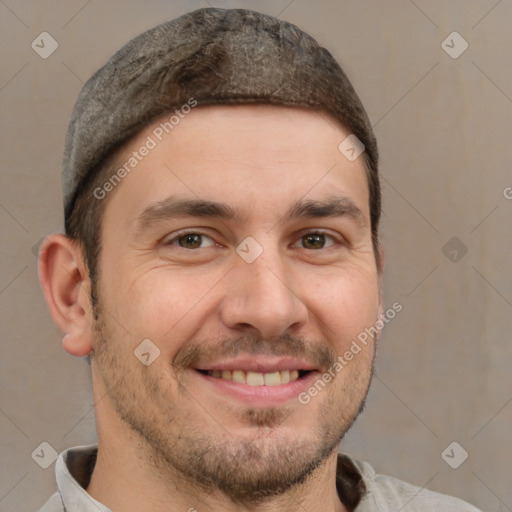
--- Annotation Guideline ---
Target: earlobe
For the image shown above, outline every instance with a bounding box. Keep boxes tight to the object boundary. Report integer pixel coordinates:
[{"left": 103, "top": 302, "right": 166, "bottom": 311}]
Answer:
[
  {"left": 38, "top": 234, "right": 94, "bottom": 357},
  {"left": 62, "top": 332, "right": 92, "bottom": 357}
]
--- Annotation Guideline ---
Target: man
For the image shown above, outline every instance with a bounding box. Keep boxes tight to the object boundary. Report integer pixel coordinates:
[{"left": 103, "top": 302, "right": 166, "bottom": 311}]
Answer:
[{"left": 37, "top": 7, "right": 480, "bottom": 512}]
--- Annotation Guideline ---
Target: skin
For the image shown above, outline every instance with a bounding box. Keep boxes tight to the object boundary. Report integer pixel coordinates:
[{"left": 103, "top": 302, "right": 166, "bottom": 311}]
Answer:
[{"left": 39, "top": 105, "right": 383, "bottom": 512}]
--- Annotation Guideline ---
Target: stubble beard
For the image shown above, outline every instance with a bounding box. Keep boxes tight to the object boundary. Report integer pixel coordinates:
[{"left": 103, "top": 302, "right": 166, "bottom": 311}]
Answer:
[{"left": 91, "top": 298, "right": 375, "bottom": 504}]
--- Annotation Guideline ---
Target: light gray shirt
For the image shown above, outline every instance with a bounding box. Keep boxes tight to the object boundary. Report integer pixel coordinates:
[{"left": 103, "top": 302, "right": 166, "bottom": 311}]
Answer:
[{"left": 37, "top": 445, "right": 481, "bottom": 512}]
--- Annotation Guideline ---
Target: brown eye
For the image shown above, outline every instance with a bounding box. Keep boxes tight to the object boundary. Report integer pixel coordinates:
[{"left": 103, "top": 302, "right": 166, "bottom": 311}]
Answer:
[
  {"left": 178, "top": 234, "right": 202, "bottom": 248},
  {"left": 302, "top": 233, "right": 326, "bottom": 249},
  {"left": 298, "top": 232, "right": 337, "bottom": 250},
  {"left": 168, "top": 232, "right": 215, "bottom": 249}
]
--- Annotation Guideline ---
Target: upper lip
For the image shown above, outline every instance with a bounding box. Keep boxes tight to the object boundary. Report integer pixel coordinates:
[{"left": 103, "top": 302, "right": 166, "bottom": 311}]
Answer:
[{"left": 194, "top": 356, "right": 318, "bottom": 373}]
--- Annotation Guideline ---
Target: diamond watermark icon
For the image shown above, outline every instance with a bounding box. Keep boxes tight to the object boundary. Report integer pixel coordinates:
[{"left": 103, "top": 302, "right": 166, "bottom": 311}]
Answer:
[
  {"left": 441, "top": 441, "right": 469, "bottom": 469},
  {"left": 31, "top": 32, "right": 59, "bottom": 59},
  {"left": 442, "top": 236, "right": 468, "bottom": 263},
  {"left": 338, "top": 133, "right": 365, "bottom": 162},
  {"left": 441, "top": 32, "right": 468, "bottom": 59},
  {"left": 338, "top": 134, "right": 365, "bottom": 162},
  {"left": 236, "top": 236, "right": 263, "bottom": 263},
  {"left": 31, "top": 442, "right": 58, "bottom": 469},
  {"left": 134, "top": 338, "right": 160, "bottom": 366}
]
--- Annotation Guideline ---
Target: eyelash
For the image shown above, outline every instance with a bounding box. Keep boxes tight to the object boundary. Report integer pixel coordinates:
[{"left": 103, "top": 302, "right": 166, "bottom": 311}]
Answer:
[{"left": 163, "top": 229, "right": 344, "bottom": 250}]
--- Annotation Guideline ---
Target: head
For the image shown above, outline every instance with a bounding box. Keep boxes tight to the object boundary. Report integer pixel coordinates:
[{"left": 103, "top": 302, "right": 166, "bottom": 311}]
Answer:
[{"left": 39, "top": 8, "right": 383, "bottom": 505}]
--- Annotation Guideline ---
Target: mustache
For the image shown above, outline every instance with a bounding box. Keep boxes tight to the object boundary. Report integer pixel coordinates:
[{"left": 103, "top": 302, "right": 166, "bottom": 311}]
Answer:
[{"left": 172, "top": 333, "right": 337, "bottom": 372}]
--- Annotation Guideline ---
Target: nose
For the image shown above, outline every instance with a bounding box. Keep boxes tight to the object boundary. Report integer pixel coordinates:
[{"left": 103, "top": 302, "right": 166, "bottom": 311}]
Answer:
[{"left": 219, "top": 247, "right": 309, "bottom": 339}]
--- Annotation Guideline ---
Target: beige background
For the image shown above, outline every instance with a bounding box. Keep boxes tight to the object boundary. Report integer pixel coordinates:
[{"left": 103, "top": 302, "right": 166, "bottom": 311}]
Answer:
[{"left": 1, "top": 1, "right": 511, "bottom": 511}]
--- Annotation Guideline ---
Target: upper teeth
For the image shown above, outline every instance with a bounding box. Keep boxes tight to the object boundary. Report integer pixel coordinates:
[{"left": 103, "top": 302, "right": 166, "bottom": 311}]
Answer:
[{"left": 207, "top": 369, "right": 300, "bottom": 386}]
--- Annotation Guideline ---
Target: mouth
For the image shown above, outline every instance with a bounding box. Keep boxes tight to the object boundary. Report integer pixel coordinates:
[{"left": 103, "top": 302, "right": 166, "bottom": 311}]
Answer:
[
  {"left": 191, "top": 357, "right": 320, "bottom": 406},
  {"left": 196, "top": 369, "right": 311, "bottom": 386}
]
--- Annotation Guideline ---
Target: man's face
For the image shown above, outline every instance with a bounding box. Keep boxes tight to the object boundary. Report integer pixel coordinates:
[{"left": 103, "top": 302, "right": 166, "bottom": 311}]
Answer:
[{"left": 91, "top": 105, "right": 381, "bottom": 500}]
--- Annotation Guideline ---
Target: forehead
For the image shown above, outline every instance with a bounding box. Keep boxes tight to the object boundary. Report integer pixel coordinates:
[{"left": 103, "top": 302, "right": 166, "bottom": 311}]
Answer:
[{"left": 102, "top": 104, "right": 369, "bottom": 226}]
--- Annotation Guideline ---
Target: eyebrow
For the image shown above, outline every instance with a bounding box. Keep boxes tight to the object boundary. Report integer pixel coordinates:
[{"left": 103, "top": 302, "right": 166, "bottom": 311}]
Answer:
[
  {"left": 134, "top": 195, "right": 365, "bottom": 232},
  {"left": 285, "top": 197, "right": 365, "bottom": 224},
  {"left": 135, "top": 198, "right": 246, "bottom": 231}
]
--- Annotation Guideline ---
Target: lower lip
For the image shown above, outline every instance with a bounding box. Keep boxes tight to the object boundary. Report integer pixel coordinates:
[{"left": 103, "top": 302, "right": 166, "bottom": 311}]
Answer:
[{"left": 192, "top": 370, "right": 320, "bottom": 407}]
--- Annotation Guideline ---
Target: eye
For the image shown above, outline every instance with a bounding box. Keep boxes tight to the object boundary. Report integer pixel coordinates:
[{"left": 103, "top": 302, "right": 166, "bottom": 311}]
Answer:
[
  {"left": 166, "top": 231, "right": 216, "bottom": 249},
  {"left": 294, "top": 232, "right": 338, "bottom": 250}
]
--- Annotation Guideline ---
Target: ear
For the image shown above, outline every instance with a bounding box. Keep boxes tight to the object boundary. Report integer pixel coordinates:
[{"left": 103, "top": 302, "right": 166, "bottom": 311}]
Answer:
[{"left": 38, "top": 233, "right": 94, "bottom": 357}]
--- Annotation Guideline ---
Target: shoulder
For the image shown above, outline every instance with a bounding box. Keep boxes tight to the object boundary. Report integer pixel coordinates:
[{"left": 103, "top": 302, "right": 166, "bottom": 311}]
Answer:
[
  {"left": 342, "top": 455, "right": 482, "bottom": 511},
  {"left": 36, "top": 491, "right": 64, "bottom": 512}
]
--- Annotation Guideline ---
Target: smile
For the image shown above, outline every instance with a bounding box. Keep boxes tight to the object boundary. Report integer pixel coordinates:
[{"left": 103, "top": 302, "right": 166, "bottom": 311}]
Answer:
[{"left": 200, "top": 369, "right": 307, "bottom": 386}]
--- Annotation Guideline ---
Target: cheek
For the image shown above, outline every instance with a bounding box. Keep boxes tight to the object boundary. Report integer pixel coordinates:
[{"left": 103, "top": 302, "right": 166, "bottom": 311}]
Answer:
[
  {"left": 305, "top": 267, "right": 380, "bottom": 346},
  {"left": 101, "top": 264, "right": 222, "bottom": 343}
]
